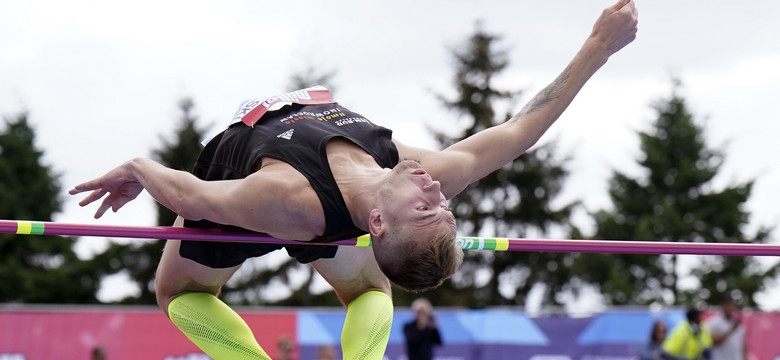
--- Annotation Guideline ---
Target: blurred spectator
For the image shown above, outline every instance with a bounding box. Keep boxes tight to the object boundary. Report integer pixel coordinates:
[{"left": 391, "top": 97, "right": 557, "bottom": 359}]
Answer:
[
  {"left": 277, "top": 335, "right": 297, "bottom": 360},
  {"left": 707, "top": 297, "right": 748, "bottom": 360},
  {"left": 403, "top": 298, "right": 442, "bottom": 360},
  {"left": 639, "top": 320, "right": 668, "bottom": 360},
  {"left": 662, "top": 307, "right": 713, "bottom": 360},
  {"left": 317, "top": 345, "right": 338, "bottom": 360}
]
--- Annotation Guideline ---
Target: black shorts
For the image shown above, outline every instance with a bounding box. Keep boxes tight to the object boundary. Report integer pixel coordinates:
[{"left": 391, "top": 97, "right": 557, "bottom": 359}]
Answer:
[{"left": 178, "top": 220, "right": 338, "bottom": 268}]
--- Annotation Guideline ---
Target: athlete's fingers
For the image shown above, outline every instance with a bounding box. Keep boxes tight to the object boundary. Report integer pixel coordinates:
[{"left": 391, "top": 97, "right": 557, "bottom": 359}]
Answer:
[
  {"left": 77, "top": 189, "right": 108, "bottom": 207},
  {"left": 68, "top": 179, "right": 103, "bottom": 195}
]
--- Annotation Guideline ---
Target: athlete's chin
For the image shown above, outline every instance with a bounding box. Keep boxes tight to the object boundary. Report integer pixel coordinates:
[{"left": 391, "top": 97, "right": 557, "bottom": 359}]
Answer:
[{"left": 394, "top": 159, "right": 422, "bottom": 171}]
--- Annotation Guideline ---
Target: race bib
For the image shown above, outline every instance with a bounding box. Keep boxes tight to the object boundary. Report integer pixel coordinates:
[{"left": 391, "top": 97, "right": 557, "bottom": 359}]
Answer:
[{"left": 232, "top": 85, "right": 335, "bottom": 127}]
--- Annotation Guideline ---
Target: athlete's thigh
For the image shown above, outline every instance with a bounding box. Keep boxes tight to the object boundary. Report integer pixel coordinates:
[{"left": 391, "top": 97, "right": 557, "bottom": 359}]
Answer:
[
  {"left": 155, "top": 239, "right": 241, "bottom": 305},
  {"left": 311, "top": 246, "right": 391, "bottom": 305}
]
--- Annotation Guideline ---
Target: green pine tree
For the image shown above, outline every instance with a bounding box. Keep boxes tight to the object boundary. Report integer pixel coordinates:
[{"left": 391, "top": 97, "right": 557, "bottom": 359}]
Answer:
[
  {"left": 0, "top": 113, "right": 104, "bottom": 303},
  {"left": 575, "top": 80, "right": 776, "bottom": 307},
  {"left": 405, "top": 27, "right": 576, "bottom": 309}
]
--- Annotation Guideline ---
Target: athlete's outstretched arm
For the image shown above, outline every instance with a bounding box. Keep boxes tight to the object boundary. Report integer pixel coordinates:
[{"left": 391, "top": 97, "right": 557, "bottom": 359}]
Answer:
[
  {"left": 69, "top": 157, "right": 322, "bottom": 239},
  {"left": 397, "top": 0, "right": 638, "bottom": 199}
]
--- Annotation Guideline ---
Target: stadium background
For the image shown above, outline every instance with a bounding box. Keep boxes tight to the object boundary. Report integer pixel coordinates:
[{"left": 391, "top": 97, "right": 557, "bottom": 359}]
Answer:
[{"left": 1, "top": 306, "right": 778, "bottom": 360}]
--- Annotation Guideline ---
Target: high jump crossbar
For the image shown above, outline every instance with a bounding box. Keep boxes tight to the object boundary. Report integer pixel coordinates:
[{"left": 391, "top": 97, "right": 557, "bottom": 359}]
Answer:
[{"left": 1, "top": 219, "right": 779, "bottom": 256}]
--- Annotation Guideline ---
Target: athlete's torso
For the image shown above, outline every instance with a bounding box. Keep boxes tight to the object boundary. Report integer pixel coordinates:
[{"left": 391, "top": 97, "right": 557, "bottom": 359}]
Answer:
[{"left": 191, "top": 101, "right": 399, "bottom": 242}]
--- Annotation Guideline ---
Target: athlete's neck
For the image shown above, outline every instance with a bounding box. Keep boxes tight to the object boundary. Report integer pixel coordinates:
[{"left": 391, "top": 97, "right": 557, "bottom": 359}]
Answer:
[{"left": 326, "top": 139, "right": 389, "bottom": 229}]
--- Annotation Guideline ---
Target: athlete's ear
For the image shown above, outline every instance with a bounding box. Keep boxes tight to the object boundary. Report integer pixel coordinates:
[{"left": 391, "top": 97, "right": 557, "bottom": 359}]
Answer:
[{"left": 368, "top": 209, "right": 386, "bottom": 237}]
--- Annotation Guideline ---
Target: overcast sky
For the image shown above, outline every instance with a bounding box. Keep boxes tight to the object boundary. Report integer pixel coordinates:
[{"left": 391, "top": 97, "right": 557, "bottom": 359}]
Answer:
[{"left": 2, "top": 0, "right": 779, "bottom": 310}]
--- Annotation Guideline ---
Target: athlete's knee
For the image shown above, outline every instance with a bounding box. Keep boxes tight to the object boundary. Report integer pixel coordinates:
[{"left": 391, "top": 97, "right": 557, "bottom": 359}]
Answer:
[
  {"left": 154, "top": 275, "right": 181, "bottom": 315},
  {"left": 154, "top": 240, "right": 222, "bottom": 314},
  {"left": 155, "top": 284, "right": 176, "bottom": 315},
  {"left": 154, "top": 256, "right": 182, "bottom": 313},
  {"left": 155, "top": 264, "right": 214, "bottom": 315},
  {"left": 155, "top": 270, "right": 226, "bottom": 316}
]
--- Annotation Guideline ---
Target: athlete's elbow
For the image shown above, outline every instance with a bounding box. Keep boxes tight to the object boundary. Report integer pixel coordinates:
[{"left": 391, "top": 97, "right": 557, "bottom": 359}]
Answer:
[
  {"left": 176, "top": 209, "right": 203, "bottom": 222},
  {"left": 171, "top": 194, "right": 206, "bottom": 221}
]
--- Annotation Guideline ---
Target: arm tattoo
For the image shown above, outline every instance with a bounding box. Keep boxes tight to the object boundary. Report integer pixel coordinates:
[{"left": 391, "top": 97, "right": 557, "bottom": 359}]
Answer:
[{"left": 514, "top": 63, "right": 572, "bottom": 118}]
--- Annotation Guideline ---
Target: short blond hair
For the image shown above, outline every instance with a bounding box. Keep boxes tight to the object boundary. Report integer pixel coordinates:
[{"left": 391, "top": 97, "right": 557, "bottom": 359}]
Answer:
[{"left": 373, "top": 228, "right": 463, "bottom": 293}]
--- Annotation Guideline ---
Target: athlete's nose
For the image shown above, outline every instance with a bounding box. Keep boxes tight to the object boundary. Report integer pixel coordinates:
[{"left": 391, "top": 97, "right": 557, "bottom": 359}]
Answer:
[{"left": 423, "top": 180, "right": 441, "bottom": 193}]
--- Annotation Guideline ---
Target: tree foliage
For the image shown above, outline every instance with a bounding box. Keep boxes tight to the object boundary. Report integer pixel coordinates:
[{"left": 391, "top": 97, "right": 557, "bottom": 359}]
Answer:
[
  {"left": 402, "top": 27, "right": 577, "bottom": 309},
  {"left": 575, "top": 81, "right": 777, "bottom": 307},
  {"left": 0, "top": 113, "right": 106, "bottom": 303}
]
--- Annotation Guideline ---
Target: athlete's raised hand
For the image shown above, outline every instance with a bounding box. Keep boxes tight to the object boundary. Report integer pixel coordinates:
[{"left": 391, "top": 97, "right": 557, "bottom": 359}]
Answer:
[
  {"left": 69, "top": 161, "right": 145, "bottom": 218},
  {"left": 590, "top": 0, "right": 639, "bottom": 56}
]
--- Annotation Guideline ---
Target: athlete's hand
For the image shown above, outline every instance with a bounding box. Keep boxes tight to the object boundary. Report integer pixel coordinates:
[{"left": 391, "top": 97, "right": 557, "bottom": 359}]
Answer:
[
  {"left": 589, "top": 0, "right": 639, "bottom": 56},
  {"left": 69, "top": 161, "right": 145, "bottom": 218}
]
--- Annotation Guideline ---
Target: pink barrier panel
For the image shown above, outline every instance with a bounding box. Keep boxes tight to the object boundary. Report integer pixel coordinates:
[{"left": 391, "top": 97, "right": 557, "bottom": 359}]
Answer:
[
  {"left": 0, "top": 307, "right": 297, "bottom": 360},
  {"left": 1, "top": 307, "right": 778, "bottom": 360},
  {"left": 744, "top": 312, "right": 780, "bottom": 360}
]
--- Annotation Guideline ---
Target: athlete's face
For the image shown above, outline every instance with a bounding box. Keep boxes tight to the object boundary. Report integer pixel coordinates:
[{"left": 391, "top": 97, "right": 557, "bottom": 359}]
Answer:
[{"left": 378, "top": 160, "right": 456, "bottom": 235}]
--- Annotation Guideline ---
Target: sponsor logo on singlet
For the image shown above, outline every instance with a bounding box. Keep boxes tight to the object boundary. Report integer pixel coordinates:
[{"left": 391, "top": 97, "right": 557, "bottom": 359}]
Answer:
[{"left": 277, "top": 129, "right": 294, "bottom": 140}]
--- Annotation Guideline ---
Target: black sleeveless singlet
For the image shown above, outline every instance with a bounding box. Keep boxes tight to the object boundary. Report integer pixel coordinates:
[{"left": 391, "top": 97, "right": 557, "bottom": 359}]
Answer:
[{"left": 179, "top": 102, "right": 399, "bottom": 267}]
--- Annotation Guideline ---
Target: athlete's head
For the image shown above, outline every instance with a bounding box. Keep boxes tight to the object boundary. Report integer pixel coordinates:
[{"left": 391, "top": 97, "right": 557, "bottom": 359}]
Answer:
[{"left": 369, "top": 160, "right": 464, "bottom": 292}]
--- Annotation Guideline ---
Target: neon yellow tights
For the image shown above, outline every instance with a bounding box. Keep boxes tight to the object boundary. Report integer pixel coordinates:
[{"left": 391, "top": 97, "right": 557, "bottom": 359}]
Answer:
[
  {"left": 341, "top": 290, "right": 393, "bottom": 360},
  {"left": 168, "top": 292, "right": 271, "bottom": 360},
  {"left": 168, "top": 290, "right": 392, "bottom": 360}
]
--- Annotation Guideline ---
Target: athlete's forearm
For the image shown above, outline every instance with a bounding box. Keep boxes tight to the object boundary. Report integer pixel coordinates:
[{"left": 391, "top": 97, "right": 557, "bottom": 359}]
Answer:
[
  {"left": 126, "top": 158, "right": 209, "bottom": 220},
  {"left": 441, "top": 37, "right": 613, "bottom": 187},
  {"left": 501, "top": 0, "right": 638, "bottom": 152},
  {"left": 506, "top": 37, "right": 610, "bottom": 150},
  {"left": 439, "top": 1, "right": 636, "bottom": 190}
]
